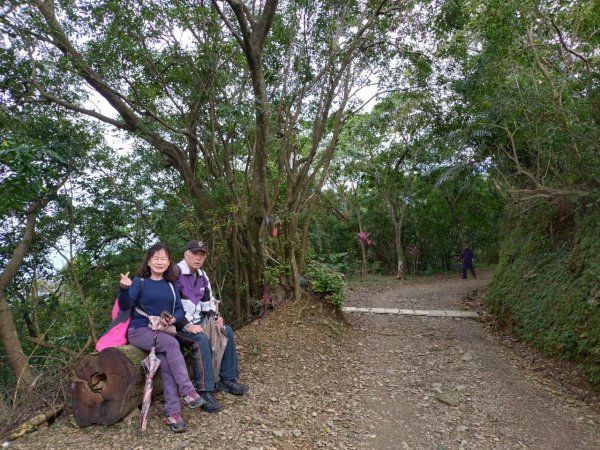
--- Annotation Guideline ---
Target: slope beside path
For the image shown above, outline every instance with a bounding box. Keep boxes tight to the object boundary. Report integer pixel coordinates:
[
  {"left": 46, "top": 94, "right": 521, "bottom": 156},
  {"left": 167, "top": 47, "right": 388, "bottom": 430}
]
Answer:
[{"left": 9, "top": 270, "right": 600, "bottom": 449}]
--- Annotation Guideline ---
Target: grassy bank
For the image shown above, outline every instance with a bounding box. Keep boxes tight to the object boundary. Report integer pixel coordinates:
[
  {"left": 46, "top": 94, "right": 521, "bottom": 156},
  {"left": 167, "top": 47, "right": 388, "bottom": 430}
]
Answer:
[{"left": 486, "top": 206, "right": 600, "bottom": 388}]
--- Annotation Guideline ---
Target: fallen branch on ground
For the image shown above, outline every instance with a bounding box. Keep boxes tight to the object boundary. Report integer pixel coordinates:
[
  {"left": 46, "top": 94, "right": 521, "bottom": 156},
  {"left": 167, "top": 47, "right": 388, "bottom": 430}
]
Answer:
[{"left": 4, "top": 404, "right": 64, "bottom": 442}]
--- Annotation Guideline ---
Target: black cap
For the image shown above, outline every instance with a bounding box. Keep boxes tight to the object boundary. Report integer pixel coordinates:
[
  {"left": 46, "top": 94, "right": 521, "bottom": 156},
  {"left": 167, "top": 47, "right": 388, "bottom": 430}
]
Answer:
[{"left": 186, "top": 240, "right": 208, "bottom": 253}]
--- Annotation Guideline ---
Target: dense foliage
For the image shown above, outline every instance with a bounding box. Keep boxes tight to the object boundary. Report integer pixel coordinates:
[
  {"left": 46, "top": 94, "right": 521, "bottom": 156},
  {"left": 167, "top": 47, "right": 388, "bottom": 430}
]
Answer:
[{"left": 441, "top": 0, "right": 600, "bottom": 387}]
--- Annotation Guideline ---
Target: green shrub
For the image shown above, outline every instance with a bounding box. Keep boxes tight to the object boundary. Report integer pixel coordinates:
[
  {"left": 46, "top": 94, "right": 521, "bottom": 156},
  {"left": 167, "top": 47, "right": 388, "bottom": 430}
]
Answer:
[
  {"left": 306, "top": 262, "right": 347, "bottom": 308},
  {"left": 264, "top": 261, "right": 291, "bottom": 287}
]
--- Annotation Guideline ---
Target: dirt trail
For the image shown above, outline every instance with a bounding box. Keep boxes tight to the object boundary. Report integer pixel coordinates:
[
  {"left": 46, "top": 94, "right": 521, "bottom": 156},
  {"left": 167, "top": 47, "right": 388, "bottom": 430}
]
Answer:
[
  {"left": 344, "top": 269, "right": 599, "bottom": 449},
  {"left": 9, "top": 270, "right": 600, "bottom": 449}
]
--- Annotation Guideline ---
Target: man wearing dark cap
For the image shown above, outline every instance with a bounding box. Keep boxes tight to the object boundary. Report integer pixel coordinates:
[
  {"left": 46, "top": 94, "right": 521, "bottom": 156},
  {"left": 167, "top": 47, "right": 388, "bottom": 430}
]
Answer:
[{"left": 175, "top": 240, "right": 248, "bottom": 413}]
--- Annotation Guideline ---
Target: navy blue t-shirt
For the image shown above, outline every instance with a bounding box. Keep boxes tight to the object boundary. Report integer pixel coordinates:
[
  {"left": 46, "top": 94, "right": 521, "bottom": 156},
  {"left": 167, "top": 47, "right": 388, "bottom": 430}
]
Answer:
[{"left": 118, "top": 277, "right": 184, "bottom": 329}]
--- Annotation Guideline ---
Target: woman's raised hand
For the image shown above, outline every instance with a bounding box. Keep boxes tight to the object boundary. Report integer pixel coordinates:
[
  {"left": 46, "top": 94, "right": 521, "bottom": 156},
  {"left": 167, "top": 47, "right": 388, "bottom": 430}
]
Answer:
[{"left": 119, "top": 271, "right": 132, "bottom": 289}]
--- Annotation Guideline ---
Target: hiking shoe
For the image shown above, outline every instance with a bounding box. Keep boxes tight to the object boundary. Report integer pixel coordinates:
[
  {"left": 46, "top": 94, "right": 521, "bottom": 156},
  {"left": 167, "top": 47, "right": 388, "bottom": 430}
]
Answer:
[
  {"left": 198, "top": 391, "right": 223, "bottom": 413},
  {"left": 216, "top": 379, "right": 249, "bottom": 395},
  {"left": 183, "top": 390, "right": 205, "bottom": 409},
  {"left": 165, "top": 412, "right": 187, "bottom": 433}
]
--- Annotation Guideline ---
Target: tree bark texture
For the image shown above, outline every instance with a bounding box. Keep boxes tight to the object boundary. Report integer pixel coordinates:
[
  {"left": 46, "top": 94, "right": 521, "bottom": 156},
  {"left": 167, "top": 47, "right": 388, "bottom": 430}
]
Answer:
[
  {"left": 72, "top": 345, "right": 195, "bottom": 428},
  {"left": 0, "top": 198, "right": 56, "bottom": 388},
  {"left": 393, "top": 216, "right": 406, "bottom": 280},
  {"left": 71, "top": 345, "right": 163, "bottom": 428},
  {"left": 214, "top": 0, "right": 280, "bottom": 300}
]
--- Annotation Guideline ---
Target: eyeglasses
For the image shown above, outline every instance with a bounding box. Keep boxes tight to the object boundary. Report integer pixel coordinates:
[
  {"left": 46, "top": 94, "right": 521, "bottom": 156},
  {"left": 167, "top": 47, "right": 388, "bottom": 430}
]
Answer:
[{"left": 151, "top": 256, "right": 170, "bottom": 262}]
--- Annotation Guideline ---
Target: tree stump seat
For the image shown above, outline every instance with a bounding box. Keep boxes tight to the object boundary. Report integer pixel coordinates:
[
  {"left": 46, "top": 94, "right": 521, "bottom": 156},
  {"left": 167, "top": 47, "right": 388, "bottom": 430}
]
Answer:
[{"left": 71, "top": 345, "right": 168, "bottom": 428}]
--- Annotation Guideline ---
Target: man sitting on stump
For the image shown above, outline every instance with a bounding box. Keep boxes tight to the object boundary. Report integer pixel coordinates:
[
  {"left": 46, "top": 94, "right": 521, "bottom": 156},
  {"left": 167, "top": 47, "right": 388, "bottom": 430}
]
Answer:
[{"left": 175, "top": 240, "right": 249, "bottom": 413}]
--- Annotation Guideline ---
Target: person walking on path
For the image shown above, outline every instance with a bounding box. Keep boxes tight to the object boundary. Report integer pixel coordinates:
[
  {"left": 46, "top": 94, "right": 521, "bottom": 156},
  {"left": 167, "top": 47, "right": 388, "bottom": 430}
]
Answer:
[
  {"left": 175, "top": 240, "right": 249, "bottom": 413},
  {"left": 460, "top": 245, "right": 476, "bottom": 279},
  {"left": 118, "top": 243, "right": 204, "bottom": 432}
]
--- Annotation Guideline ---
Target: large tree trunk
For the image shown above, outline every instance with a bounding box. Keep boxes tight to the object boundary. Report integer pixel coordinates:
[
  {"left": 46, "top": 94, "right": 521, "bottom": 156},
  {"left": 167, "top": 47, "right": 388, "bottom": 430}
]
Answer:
[
  {"left": 72, "top": 345, "right": 196, "bottom": 428},
  {"left": 393, "top": 216, "right": 407, "bottom": 279},
  {"left": 71, "top": 346, "right": 162, "bottom": 427},
  {"left": 389, "top": 149, "right": 416, "bottom": 280},
  {"left": 215, "top": 0, "right": 279, "bottom": 301},
  {"left": 0, "top": 292, "right": 33, "bottom": 387},
  {"left": 0, "top": 195, "right": 60, "bottom": 388},
  {"left": 282, "top": 215, "right": 301, "bottom": 300}
]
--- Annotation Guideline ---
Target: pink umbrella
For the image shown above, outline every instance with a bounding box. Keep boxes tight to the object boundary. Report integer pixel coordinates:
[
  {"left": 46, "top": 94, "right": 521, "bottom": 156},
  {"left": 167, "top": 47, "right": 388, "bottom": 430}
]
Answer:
[{"left": 140, "top": 332, "right": 161, "bottom": 432}]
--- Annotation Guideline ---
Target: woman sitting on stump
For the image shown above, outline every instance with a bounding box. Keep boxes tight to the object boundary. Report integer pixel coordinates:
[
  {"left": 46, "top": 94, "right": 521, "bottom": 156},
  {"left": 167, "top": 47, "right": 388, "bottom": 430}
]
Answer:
[{"left": 118, "top": 243, "right": 203, "bottom": 432}]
